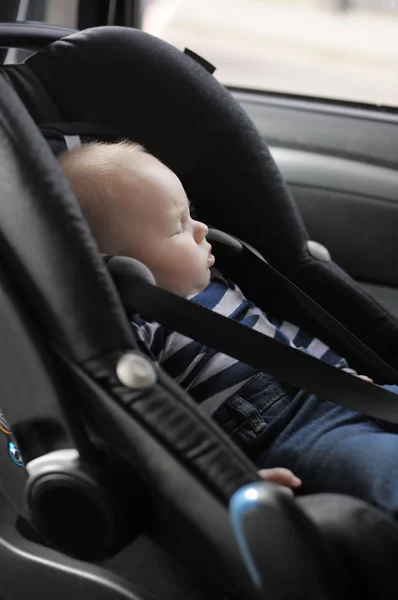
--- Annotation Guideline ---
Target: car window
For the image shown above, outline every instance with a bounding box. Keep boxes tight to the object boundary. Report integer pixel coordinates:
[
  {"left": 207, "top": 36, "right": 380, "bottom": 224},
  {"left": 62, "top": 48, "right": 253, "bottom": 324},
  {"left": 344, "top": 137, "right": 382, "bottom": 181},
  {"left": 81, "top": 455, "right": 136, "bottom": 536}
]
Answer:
[
  {"left": 3, "top": 0, "right": 78, "bottom": 64},
  {"left": 8, "top": 0, "right": 398, "bottom": 108},
  {"left": 141, "top": 0, "right": 398, "bottom": 108}
]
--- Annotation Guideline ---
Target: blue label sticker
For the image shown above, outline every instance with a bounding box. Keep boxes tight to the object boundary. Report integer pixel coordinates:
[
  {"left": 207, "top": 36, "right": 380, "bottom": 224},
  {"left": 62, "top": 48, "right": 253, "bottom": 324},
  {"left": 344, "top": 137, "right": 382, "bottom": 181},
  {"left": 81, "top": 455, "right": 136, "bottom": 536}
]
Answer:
[{"left": 8, "top": 442, "right": 24, "bottom": 468}]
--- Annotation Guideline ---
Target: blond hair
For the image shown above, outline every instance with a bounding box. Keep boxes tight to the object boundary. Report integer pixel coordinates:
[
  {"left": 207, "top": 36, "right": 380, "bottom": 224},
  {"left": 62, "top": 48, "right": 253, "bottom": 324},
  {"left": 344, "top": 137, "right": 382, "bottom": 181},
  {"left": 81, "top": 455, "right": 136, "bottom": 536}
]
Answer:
[{"left": 58, "top": 140, "right": 145, "bottom": 254}]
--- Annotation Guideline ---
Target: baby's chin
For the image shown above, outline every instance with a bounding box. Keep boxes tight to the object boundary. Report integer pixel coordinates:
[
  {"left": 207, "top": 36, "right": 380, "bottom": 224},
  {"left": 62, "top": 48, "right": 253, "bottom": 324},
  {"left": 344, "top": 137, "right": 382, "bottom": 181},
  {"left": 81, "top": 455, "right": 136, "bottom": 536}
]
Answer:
[
  {"left": 200, "top": 267, "right": 212, "bottom": 290},
  {"left": 182, "top": 270, "right": 212, "bottom": 298}
]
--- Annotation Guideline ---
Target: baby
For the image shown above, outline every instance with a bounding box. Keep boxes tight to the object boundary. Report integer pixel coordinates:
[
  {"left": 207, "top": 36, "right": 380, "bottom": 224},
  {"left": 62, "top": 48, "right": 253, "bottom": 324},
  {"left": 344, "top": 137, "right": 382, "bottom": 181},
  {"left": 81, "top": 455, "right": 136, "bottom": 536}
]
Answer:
[
  {"left": 58, "top": 141, "right": 301, "bottom": 492},
  {"left": 58, "top": 141, "right": 398, "bottom": 517}
]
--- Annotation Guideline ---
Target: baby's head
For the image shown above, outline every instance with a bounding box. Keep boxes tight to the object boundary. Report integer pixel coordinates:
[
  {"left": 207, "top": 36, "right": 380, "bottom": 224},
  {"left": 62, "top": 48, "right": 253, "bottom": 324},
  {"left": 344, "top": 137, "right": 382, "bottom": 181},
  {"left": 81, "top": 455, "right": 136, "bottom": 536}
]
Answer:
[{"left": 58, "top": 141, "right": 214, "bottom": 297}]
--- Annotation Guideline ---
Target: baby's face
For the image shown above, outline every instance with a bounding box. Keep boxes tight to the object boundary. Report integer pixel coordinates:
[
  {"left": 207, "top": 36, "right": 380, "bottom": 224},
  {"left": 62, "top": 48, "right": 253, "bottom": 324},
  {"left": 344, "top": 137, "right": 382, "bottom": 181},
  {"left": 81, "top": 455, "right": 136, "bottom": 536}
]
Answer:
[{"left": 110, "top": 151, "right": 214, "bottom": 297}]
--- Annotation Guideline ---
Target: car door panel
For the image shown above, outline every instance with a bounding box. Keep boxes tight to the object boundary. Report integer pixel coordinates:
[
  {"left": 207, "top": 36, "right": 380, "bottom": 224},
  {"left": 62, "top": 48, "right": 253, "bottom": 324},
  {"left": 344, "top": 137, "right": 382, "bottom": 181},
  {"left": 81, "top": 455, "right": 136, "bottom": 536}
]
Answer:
[
  {"left": 270, "top": 146, "right": 398, "bottom": 285},
  {"left": 234, "top": 91, "right": 398, "bottom": 168},
  {"left": 233, "top": 90, "right": 398, "bottom": 317}
]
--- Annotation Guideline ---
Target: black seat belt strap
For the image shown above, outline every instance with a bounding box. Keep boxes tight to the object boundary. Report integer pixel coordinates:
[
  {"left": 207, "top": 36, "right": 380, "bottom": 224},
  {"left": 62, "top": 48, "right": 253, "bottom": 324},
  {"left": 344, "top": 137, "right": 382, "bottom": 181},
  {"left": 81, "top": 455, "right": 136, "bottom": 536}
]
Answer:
[
  {"left": 210, "top": 229, "right": 398, "bottom": 384},
  {"left": 108, "top": 257, "right": 398, "bottom": 425}
]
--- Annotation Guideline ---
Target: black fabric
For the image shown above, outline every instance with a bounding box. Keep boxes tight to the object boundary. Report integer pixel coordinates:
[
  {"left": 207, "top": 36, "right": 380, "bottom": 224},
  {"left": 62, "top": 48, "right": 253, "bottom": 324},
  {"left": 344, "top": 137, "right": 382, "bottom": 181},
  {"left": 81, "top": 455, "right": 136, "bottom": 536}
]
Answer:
[
  {"left": 17, "top": 26, "right": 307, "bottom": 270},
  {"left": 1, "top": 26, "right": 398, "bottom": 595},
  {"left": 0, "top": 75, "right": 134, "bottom": 363},
  {"left": 208, "top": 229, "right": 398, "bottom": 382},
  {"left": 221, "top": 240, "right": 398, "bottom": 376},
  {"left": 297, "top": 494, "right": 398, "bottom": 600},
  {"left": 0, "top": 75, "right": 267, "bottom": 509},
  {"left": 1, "top": 25, "right": 396, "bottom": 370},
  {"left": 67, "top": 349, "right": 261, "bottom": 504},
  {"left": 39, "top": 122, "right": 124, "bottom": 156},
  {"left": 234, "top": 234, "right": 398, "bottom": 383},
  {"left": 289, "top": 253, "right": 398, "bottom": 369},
  {"left": 1, "top": 63, "right": 62, "bottom": 124}
]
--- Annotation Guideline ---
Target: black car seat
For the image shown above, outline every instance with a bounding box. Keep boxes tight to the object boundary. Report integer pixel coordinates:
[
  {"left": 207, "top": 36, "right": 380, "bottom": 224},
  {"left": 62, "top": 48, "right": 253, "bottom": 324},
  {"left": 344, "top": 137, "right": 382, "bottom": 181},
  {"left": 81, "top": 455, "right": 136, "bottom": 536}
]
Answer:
[
  {"left": 0, "top": 23, "right": 398, "bottom": 600},
  {"left": 3, "top": 26, "right": 398, "bottom": 380}
]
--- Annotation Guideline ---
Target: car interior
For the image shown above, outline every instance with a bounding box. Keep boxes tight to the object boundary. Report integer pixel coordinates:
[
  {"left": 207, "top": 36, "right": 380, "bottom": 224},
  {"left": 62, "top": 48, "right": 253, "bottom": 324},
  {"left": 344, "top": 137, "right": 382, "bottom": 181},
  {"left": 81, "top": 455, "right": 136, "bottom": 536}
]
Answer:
[{"left": 0, "top": 1, "right": 398, "bottom": 599}]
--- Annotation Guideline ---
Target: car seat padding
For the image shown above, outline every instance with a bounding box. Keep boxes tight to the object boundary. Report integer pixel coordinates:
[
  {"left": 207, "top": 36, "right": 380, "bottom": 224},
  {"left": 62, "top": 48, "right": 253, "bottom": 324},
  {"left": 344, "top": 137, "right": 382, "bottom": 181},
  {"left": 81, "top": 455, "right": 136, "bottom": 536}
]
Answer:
[
  {"left": 1, "top": 25, "right": 396, "bottom": 374},
  {"left": 0, "top": 25, "right": 398, "bottom": 599},
  {"left": 0, "top": 66, "right": 265, "bottom": 538}
]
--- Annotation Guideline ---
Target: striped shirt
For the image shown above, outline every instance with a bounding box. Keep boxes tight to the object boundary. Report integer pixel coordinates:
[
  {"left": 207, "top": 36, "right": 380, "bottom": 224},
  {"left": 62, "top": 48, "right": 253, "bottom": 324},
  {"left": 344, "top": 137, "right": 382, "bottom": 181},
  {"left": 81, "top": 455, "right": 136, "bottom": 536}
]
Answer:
[{"left": 131, "top": 269, "right": 355, "bottom": 416}]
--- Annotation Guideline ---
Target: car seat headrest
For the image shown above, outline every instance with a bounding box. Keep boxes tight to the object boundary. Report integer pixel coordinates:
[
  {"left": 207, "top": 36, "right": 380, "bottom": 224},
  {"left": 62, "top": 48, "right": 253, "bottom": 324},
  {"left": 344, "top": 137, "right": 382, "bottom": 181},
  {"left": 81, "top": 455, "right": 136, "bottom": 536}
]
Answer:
[
  {"left": 40, "top": 122, "right": 122, "bottom": 156},
  {"left": 2, "top": 25, "right": 307, "bottom": 271},
  {"left": 107, "top": 256, "right": 157, "bottom": 287}
]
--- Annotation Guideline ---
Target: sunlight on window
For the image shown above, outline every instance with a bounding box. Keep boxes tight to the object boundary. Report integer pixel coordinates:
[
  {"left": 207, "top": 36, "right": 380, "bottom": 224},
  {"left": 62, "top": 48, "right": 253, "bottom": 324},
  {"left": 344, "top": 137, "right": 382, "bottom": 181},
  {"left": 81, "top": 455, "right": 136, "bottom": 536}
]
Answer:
[{"left": 143, "top": 0, "right": 398, "bottom": 107}]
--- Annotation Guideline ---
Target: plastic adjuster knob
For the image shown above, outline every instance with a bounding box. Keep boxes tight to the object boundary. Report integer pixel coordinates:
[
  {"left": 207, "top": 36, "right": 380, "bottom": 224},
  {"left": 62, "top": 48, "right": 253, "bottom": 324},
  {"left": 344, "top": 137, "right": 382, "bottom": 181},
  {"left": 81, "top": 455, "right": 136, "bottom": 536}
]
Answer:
[{"left": 24, "top": 449, "right": 127, "bottom": 560}]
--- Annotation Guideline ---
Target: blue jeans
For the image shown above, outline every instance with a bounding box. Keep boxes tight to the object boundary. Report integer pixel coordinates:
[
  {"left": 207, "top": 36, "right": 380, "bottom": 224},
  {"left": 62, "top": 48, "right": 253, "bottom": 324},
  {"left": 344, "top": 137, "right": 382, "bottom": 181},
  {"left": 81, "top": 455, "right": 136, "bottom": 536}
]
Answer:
[{"left": 212, "top": 373, "right": 398, "bottom": 519}]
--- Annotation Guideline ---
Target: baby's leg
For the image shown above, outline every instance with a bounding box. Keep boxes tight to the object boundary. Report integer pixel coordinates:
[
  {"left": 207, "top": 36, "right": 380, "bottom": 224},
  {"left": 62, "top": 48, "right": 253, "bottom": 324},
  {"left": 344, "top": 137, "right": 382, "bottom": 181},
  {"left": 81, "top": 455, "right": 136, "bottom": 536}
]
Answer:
[{"left": 256, "top": 385, "right": 398, "bottom": 519}]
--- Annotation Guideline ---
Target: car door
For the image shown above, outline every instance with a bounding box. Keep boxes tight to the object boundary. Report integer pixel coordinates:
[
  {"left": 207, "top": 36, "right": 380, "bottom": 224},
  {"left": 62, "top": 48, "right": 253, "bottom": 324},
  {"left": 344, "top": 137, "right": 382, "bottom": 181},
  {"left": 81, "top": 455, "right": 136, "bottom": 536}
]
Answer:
[{"left": 234, "top": 90, "right": 398, "bottom": 319}]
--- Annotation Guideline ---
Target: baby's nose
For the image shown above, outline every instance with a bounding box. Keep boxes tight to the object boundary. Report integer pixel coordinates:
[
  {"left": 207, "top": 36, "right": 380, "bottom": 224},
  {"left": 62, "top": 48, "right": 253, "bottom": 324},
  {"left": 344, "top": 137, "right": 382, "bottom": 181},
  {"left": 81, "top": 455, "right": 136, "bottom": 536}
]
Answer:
[{"left": 194, "top": 220, "right": 208, "bottom": 242}]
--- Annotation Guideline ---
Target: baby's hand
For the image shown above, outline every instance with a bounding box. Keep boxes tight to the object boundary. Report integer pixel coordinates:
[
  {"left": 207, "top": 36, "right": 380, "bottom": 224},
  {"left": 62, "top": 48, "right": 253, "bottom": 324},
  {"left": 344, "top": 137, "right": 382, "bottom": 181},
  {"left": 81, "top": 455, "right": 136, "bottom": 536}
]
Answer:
[
  {"left": 258, "top": 467, "right": 302, "bottom": 495},
  {"left": 358, "top": 375, "right": 373, "bottom": 383}
]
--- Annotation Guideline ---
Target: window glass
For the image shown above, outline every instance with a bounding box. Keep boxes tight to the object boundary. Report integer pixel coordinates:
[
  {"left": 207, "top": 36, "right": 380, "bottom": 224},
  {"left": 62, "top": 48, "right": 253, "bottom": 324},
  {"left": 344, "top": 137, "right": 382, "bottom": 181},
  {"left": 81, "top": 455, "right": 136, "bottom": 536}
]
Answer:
[{"left": 142, "top": 0, "right": 398, "bottom": 107}]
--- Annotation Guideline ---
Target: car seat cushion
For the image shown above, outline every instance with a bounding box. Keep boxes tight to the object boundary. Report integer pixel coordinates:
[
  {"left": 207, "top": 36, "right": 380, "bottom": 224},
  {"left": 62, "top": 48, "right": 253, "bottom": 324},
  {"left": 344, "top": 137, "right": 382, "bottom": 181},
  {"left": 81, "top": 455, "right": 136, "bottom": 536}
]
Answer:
[
  {"left": 15, "top": 26, "right": 308, "bottom": 268},
  {"left": 2, "top": 26, "right": 398, "bottom": 371}
]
